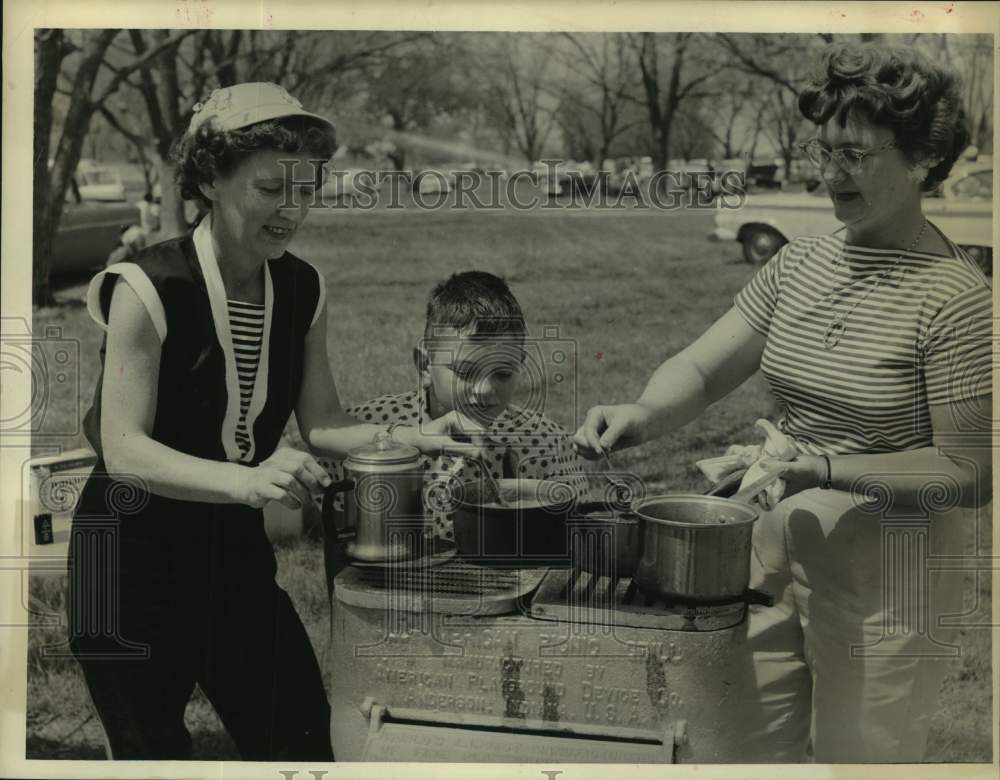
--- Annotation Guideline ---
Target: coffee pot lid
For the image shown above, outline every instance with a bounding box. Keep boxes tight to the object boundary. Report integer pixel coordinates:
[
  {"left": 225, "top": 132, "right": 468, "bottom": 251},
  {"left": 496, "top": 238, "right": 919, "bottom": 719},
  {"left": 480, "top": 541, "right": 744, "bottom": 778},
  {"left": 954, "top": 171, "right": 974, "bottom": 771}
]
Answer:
[{"left": 347, "top": 429, "right": 420, "bottom": 466}]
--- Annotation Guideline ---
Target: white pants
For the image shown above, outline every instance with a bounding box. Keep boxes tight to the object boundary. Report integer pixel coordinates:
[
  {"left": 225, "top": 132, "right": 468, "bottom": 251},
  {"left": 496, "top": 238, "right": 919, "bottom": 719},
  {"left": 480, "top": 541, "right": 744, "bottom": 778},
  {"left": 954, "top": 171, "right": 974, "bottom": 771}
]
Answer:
[{"left": 737, "top": 488, "right": 969, "bottom": 763}]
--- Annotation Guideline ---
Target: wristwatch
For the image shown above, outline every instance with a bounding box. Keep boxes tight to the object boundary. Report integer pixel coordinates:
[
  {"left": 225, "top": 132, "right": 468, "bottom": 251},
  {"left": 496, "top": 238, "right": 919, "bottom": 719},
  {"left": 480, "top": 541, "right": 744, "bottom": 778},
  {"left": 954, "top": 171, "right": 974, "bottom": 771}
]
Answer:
[{"left": 820, "top": 455, "right": 833, "bottom": 490}]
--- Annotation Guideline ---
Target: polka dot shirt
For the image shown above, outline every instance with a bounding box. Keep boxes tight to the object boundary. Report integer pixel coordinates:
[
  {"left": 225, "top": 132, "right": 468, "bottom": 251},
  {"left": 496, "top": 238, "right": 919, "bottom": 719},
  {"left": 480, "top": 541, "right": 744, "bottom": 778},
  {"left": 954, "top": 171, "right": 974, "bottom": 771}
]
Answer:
[{"left": 314, "top": 389, "right": 588, "bottom": 542}]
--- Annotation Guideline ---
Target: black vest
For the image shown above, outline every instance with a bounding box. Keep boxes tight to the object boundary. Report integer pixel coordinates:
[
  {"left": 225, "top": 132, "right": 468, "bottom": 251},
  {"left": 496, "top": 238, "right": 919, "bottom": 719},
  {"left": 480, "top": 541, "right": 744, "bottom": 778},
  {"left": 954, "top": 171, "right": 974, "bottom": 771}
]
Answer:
[{"left": 73, "top": 232, "right": 321, "bottom": 557}]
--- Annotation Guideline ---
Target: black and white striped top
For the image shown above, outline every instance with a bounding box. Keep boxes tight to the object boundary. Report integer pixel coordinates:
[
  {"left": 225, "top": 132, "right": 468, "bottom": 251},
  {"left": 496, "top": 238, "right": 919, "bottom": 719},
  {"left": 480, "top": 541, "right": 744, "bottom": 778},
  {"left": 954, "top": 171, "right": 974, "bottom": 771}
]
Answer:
[
  {"left": 735, "top": 232, "right": 992, "bottom": 456},
  {"left": 227, "top": 299, "right": 265, "bottom": 456}
]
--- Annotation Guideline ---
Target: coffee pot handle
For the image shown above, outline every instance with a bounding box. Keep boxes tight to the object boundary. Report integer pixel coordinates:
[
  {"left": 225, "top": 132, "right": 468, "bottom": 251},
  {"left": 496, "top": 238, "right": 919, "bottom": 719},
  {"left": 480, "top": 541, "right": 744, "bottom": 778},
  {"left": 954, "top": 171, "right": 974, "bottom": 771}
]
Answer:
[{"left": 322, "top": 479, "right": 356, "bottom": 534}]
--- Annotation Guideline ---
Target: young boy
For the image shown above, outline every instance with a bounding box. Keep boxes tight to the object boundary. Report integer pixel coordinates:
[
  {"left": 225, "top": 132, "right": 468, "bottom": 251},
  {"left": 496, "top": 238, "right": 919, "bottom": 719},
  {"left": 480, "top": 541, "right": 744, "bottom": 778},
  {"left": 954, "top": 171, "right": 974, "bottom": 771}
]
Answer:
[{"left": 314, "top": 270, "right": 587, "bottom": 547}]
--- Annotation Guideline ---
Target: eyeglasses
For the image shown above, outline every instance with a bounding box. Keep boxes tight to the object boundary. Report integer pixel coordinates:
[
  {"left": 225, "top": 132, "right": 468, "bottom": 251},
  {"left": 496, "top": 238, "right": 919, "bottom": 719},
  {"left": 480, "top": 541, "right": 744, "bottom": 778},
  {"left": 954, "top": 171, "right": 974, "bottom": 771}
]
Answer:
[
  {"left": 798, "top": 139, "right": 897, "bottom": 175},
  {"left": 445, "top": 360, "right": 523, "bottom": 382}
]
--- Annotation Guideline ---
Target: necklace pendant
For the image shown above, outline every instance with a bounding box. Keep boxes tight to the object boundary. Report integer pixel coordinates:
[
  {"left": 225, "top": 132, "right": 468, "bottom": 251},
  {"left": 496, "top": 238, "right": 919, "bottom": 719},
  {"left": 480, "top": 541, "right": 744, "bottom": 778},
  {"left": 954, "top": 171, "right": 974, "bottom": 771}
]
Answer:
[
  {"left": 821, "top": 218, "right": 925, "bottom": 352},
  {"left": 823, "top": 319, "right": 845, "bottom": 350}
]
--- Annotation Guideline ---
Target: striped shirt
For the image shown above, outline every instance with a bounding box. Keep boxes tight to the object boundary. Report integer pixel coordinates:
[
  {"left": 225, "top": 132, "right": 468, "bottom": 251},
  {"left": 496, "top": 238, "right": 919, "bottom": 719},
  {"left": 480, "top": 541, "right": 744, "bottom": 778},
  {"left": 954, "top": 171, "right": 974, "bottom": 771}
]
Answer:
[
  {"left": 734, "top": 231, "right": 992, "bottom": 456},
  {"left": 227, "top": 299, "right": 265, "bottom": 457}
]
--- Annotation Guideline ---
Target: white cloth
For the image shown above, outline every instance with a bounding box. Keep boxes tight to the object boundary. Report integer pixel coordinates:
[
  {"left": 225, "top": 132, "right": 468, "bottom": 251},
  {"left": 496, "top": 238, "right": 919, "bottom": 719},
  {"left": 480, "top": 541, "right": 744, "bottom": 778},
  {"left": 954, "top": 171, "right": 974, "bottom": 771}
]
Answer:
[{"left": 737, "top": 487, "right": 969, "bottom": 763}]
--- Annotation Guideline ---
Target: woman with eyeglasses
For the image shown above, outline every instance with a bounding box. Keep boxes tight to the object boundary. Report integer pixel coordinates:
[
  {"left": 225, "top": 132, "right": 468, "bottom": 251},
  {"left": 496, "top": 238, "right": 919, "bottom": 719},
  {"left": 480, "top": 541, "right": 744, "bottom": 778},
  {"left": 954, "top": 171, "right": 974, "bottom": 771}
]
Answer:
[{"left": 573, "top": 43, "right": 992, "bottom": 762}]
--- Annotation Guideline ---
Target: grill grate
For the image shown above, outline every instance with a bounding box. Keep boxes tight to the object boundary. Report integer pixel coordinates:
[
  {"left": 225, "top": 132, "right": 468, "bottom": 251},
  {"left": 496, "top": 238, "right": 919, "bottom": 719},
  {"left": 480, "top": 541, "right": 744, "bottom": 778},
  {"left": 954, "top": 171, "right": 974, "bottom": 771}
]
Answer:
[
  {"left": 353, "top": 561, "right": 521, "bottom": 594},
  {"left": 530, "top": 568, "right": 748, "bottom": 632},
  {"left": 335, "top": 560, "right": 547, "bottom": 615}
]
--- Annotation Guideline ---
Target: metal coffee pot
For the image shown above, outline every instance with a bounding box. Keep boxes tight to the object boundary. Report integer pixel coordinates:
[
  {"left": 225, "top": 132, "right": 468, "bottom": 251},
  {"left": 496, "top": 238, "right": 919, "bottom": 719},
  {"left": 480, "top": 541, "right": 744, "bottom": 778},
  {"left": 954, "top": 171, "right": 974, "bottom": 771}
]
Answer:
[{"left": 322, "top": 430, "right": 424, "bottom": 562}]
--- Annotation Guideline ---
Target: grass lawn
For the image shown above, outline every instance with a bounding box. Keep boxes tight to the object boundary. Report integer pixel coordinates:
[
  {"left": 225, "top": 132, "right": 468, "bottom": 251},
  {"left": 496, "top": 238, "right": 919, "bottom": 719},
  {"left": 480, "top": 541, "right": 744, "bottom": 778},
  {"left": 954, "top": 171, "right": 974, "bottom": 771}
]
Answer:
[{"left": 26, "top": 207, "right": 993, "bottom": 761}]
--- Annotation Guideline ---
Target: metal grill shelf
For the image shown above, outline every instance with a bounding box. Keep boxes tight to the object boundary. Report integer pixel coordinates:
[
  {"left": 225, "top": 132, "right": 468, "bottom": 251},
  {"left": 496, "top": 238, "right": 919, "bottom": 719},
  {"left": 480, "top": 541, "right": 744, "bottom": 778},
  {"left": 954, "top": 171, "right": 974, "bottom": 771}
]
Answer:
[
  {"left": 335, "top": 561, "right": 547, "bottom": 615},
  {"left": 530, "top": 568, "right": 748, "bottom": 632}
]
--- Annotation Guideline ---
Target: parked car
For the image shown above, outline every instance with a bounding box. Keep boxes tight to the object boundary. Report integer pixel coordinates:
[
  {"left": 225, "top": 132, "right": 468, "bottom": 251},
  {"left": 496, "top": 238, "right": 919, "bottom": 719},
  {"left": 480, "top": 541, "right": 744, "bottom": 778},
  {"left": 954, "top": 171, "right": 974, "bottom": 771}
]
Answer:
[
  {"left": 413, "top": 168, "right": 453, "bottom": 196},
  {"left": 710, "top": 163, "right": 993, "bottom": 274},
  {"left": 75, "top": 163, "right": 127, "bottom": 202},
  {"left": 746, "top": 159, "right": 782, "bottom": 190},
  {"left": 50, "top": 181, "right": 140, "bottom": 275}
]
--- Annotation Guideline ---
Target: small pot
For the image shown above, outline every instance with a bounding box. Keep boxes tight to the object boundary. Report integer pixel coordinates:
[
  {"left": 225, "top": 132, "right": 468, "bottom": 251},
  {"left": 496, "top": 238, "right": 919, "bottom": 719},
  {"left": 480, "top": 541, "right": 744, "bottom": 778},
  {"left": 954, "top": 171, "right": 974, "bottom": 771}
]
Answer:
[
  {"left": 452, "top": 478, "right": 627, "bottom": 567},
  {"left": 633, "top": 494, "right": 758, "bottom": 602},
  {"left": 322, "top": 431, "right": 425, "bottom": 562}
]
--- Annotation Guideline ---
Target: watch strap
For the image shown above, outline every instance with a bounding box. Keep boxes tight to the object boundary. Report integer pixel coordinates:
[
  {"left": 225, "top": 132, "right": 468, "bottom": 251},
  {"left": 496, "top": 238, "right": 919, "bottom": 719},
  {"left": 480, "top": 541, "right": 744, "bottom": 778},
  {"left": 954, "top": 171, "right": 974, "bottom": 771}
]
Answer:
[{"left": 820, "top": 455, "right": 833, "bottom": 490}]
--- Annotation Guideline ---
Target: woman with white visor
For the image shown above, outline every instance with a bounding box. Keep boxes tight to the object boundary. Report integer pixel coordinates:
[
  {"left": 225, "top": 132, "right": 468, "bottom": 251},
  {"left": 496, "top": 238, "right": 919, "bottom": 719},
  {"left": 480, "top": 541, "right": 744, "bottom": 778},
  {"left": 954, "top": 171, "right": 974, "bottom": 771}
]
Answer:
[{"left": 69, "top": 82, "right": 478, "bottom": 760}]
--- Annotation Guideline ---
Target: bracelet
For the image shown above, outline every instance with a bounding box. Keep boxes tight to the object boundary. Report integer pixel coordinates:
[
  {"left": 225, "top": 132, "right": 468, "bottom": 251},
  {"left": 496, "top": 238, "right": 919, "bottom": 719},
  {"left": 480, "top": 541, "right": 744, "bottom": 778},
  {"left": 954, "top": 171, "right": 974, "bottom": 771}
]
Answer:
[
  {"left": 386, "top": 422, "right": 410, "bottom": 440},
  {"left": 820, "top": 455, "right": 833, "bottom": 490}
]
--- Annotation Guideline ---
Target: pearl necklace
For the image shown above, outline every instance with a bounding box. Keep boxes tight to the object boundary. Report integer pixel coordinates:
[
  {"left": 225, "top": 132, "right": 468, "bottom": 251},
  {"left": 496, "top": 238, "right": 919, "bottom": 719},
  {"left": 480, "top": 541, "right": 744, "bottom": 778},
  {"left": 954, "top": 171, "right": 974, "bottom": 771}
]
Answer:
[{"left": 822, "top": 218, "right": 927, "bottom": 350}]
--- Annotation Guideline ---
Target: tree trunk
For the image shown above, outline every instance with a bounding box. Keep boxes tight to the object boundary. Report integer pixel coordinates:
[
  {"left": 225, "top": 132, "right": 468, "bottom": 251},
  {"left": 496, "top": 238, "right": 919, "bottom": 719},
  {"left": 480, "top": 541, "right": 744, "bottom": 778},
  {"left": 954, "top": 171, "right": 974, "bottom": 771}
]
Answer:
[
  {"left": 152, "top": 30, "right": 184, "bottom": 137},
  {"left": 659, "top": 99, "right": 678, "bottom": 170},
  {"left": 130, "top": 30, "right": 192, "bottom": 239},
  {"left": 129, "top": 31, "right": 172, "bottom": 159},
  {"left": 598, "top": 143, "right": 610, "bottom": 167},
  {"left": 520, "top": 128, "right": 539, "bottom": 165},
  {"left": 33, "top": 30, "right": 65, "bottom": 307},
  {"left": 647, "top": 120, "right": 667, "bottom": 170},
  {"left": 35, "top": 29, "right": 118, "bottom": 307},
  {"left": 387, "top": 149, "right": 406, "bottom": 170},
  {"left": 156, "top": 157, "right": 187, "bottom": 238},
  {"left": 207, "top": 29, "right": 242, "bottom": 87}
]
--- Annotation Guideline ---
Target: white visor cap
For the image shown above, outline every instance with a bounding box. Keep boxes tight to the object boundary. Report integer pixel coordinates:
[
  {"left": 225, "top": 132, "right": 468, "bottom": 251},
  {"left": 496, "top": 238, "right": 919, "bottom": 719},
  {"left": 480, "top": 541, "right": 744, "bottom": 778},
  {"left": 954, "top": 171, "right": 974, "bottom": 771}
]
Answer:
[{"left": 187, "top": 82, "right": 335, "bottom": 137}]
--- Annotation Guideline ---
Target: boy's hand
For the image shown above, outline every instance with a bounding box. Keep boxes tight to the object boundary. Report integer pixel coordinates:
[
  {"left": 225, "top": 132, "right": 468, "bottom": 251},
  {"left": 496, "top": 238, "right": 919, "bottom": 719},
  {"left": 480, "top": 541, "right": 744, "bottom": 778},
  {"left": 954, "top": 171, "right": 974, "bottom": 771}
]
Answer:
[{"left": 396, "top": 411, "right": 491, "bottom": 459}]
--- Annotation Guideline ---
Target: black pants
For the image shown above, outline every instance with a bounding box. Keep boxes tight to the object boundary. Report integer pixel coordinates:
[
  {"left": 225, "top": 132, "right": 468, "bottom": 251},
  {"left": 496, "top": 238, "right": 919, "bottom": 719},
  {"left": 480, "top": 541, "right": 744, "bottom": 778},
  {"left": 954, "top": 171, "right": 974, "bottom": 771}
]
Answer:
[{"left": 68, "top": 520, "right": 333, "bottom": 761}]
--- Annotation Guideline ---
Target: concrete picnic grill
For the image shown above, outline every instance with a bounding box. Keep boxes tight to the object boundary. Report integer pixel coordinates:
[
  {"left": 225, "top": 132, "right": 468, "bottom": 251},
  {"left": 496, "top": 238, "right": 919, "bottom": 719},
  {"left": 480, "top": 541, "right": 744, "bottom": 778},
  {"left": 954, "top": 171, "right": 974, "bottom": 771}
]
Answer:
[{"left": 324, "top": 448, "right": 776, "bottom": 763}]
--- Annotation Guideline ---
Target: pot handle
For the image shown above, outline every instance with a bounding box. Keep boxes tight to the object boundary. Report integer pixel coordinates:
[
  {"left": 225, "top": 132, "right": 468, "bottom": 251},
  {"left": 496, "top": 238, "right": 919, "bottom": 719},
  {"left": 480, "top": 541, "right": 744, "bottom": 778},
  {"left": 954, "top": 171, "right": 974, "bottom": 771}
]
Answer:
[
  {"left": 322, "top": 478, "right": 355, "bottom": 533},
  {"left": 744, "top": 588, "right": 776, "bottom": 607}
]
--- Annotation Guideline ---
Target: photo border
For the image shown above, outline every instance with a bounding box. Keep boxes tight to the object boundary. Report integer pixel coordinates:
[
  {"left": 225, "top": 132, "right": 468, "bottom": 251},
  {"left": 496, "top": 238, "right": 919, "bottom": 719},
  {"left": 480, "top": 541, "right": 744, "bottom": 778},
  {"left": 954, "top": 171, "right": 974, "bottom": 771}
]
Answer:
[{"left": 2, "top": 2, "right": 997, "bottom": 779}]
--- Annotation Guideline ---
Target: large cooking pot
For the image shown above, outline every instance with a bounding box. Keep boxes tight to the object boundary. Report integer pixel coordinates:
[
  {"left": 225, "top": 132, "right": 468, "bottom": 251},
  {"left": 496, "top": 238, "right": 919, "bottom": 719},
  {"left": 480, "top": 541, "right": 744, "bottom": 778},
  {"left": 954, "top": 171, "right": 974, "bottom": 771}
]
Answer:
[
  {"left": 632, "top": 494, "right": 759, "bottom": 602},
  {"left": 322, "top": 431, "right": 425, "bottom": 562},
  {"left": 451, "top": 477, "right": 632, "bottom": 568}
]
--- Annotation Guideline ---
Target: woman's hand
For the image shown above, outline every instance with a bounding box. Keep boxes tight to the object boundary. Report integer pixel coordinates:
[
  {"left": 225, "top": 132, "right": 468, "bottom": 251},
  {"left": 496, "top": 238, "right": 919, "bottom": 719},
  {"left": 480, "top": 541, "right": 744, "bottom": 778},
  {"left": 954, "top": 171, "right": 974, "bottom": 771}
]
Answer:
[
  {"left": 238, "top": 447, "right": 332, "bottom": 509},
  {"left": 572, "top": 403, "right": 653, "bottom": 460},
  {"left": 758, "top": 454, "right": 826, "bottom": 503},
  {"left": 572, "top": 309, "right": 766, "bottom": 460}
]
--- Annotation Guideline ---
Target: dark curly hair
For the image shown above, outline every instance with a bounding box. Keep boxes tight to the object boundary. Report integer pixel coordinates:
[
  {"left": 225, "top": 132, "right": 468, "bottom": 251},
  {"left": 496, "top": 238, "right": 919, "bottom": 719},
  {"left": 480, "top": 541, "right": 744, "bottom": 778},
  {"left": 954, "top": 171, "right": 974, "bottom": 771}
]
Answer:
[
  {"left": 424, "top": 271, "right": 526, "bottom": 341},
  {"left": 172, "top": 115, "right": 337, "bottom": 209},
  {"left": 798, "top": 43, "right": 970, "bottom": 191}
]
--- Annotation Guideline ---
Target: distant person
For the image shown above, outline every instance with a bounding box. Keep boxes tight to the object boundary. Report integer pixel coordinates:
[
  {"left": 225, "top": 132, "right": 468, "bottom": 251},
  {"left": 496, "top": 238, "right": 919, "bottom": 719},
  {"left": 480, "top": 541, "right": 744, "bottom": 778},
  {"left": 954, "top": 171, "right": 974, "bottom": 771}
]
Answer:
[
  {"left": 105, "top": 224, "right": 147, "bottom": 266},
  {"left": 137, "top": 191, "right": 160, "bottom": 236},
  {"left": 69, "top": 82, "right": 477, "bottom": 761},
  {"left": 574, "top": 43, "right": 991, "bottom": 763}
]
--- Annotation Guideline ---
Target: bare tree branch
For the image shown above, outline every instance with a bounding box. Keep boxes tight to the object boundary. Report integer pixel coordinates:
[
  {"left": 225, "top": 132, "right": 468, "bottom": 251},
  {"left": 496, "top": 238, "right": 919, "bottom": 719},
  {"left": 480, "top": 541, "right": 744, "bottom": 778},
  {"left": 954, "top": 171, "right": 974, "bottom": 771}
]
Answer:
[
  {"left": 92, "top": 29, "right": 196, "bottom": 107},
  {"left": 715, "top": 33, "right": 803, "bottom": 95},
  {"left": 97, "top": 104, "right": 148, "bottom": 148},
  {"left": 127, "top": 30, "right": 172, "bottom": 158}
]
